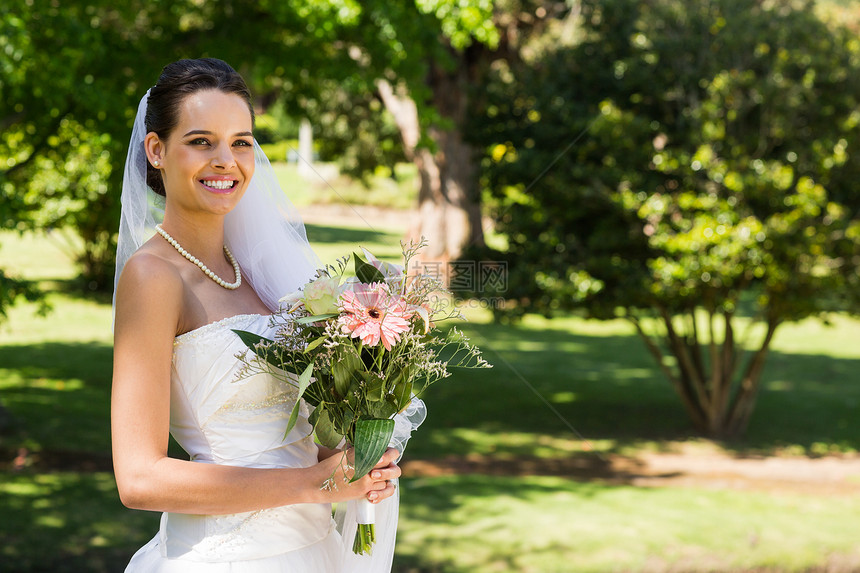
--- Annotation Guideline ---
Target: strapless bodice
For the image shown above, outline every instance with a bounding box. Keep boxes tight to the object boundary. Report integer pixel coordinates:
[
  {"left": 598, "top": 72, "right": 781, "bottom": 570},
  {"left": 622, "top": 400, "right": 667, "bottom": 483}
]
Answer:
[
  {"left": 170, "top": 313, "right": 317, "bottom": 469},
  {"left": 157, "top": 313, "right": 333, "bottom": 562}
]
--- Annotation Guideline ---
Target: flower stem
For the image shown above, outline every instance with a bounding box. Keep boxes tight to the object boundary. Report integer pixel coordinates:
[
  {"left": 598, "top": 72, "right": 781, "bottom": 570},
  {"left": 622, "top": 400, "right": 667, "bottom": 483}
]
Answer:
[{"left": 353, "top": 523, "right": 375, "bottom": 554}]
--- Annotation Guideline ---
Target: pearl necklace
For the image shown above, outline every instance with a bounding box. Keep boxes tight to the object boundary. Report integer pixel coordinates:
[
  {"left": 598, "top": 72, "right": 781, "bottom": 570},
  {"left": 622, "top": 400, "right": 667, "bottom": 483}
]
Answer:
[{"left": 154, "top": 224, "right": 242, "bottom": 290}]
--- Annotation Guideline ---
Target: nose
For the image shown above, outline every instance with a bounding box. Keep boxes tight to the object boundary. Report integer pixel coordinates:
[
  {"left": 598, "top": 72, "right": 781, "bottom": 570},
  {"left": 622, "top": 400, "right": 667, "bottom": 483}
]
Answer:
[{"left": 211, "top": 142, "right": 236, "bottom": 170}]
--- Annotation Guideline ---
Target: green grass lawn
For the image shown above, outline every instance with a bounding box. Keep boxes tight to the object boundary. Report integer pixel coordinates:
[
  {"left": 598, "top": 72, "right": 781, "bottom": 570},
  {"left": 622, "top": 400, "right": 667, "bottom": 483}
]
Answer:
[
  {"left": 2, "top": 227, "right": 860, "bottom": 572},
  {"left": 396, "top": 475, "right": 860, "bottom": 573},
  {"left": 418, "top": 310, "right": 860, "bottom": 459}
]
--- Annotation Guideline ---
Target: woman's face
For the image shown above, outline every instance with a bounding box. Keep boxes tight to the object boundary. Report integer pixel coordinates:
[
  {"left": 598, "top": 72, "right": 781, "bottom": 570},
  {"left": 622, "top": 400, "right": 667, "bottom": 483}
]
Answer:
[{"left": 147, "top": 89, "right": 255, "bottom": 217}]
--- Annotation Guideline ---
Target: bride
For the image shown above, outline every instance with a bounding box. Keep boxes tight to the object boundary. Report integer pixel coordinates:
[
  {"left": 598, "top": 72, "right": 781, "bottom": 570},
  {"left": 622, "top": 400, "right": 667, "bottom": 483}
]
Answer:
[{"left": 111, "top": 58, "right": 422, "bottom": 572}]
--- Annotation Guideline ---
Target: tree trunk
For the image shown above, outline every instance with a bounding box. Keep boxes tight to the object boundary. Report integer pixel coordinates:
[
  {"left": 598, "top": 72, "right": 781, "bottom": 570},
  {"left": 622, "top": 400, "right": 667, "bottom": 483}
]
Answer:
[
  {"left": 723, "top": 318, "right": 781, "bottom": 437},
  {"left": 630, "top": 317, "right": 708, "bottom": 430},
  {"left": 377, "top": 68, "right": 484, "bottom": 264},
  {"left": 635, "top": 310, "right": 781, "bottom": 438}
]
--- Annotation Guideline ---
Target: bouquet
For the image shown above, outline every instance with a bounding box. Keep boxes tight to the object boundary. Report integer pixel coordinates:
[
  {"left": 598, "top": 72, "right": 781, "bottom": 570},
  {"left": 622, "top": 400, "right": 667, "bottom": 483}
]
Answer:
[{"left": 233, "top": 239, "right": 490, "bottom": 554}]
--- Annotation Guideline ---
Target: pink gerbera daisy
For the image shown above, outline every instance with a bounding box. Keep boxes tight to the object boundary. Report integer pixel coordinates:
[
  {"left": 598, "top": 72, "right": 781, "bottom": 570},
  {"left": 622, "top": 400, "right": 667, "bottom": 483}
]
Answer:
[{"left": 338, "top": 283, "right": 413, "bottom": 351}]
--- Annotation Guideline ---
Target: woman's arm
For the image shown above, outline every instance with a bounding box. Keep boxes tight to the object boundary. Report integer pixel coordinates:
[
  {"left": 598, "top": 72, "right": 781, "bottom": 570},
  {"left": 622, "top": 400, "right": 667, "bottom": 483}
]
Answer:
[
  {"left": 111, "top": 253, "right": 398, "bottom": 515},
  {"left": 317, "top": 445, "right": 342, "bottom": 461}
]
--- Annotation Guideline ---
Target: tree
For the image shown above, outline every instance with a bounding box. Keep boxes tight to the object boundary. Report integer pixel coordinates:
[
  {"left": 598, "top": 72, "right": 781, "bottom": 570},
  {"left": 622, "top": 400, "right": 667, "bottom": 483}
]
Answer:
[
  {"left": 267, "top": 0, "right": 503, "bottom": 262},
  {"left": 0, "top": 0, "right": 195, "bottom": 289},
  {"left": 471, "top": 0, "right": 860, "bottom": 437},
  {"left": 2, "top": 0, "right": 508, "bottom": 290},
  {"left": 374, "top": 2, "right": 570, "bottom": 261}
]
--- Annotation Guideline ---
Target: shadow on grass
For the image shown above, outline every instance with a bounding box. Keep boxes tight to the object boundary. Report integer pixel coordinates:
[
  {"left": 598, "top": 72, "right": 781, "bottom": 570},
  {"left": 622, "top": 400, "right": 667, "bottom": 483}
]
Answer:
[
  {"left": 411, "top": 319, "right": 860, "bottom": 459},
  {"left": 1, "top": 315, "right": 859, "bottom": 571},
  {"left": 0, "top": 472, "right": 158, "bottom": 573},
  {"left": 0, "top": 342, "right": 113, "bottom": 456},
  {"left": 305, "top": 222, "right": 395, "bottom": 245},
  {"left": 3, "top": 321, "right": 857, "bottom": 459},
  {"left": 391, "top": 475, "right": 623, "bottom": 573}
]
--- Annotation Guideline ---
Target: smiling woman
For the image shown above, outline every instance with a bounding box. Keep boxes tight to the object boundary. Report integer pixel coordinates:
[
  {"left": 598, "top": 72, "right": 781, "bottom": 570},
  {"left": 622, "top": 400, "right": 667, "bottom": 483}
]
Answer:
[
  {"left": 146, "top": 90, "right": 255, "bottom": 219},
  {"left": 110, "top": 58, "right": 405, "bottom": 572},
  {"left": 142, "top": 60, "right": 255, "bottom": 199}
]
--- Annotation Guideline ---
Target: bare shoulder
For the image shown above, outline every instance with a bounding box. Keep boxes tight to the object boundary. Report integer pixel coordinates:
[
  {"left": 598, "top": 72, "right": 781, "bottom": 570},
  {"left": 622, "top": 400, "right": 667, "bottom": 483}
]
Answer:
[
  {"left": 118, "top": 246, "right": 182, "bottom": 299},
  {"left": 114, "top": 243, "right": 184, "bottom": 337}
]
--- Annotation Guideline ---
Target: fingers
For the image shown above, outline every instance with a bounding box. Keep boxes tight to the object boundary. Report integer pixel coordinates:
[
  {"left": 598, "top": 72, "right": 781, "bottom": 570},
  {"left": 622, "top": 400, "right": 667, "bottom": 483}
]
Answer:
[
  {"left": 366, "top": 480, "right": 397, "bottom": 504},
  {"left": 368, "top": 462, "right": 401, "bottom": 482},
  {"left": 368, "top": 466, "right": 400, "bottom": 490},
  {"left": 363, "top": 452, "right": 401, "bottom": 504},
  {"left": 373, "top": 448, "right": 400, "bottom": 468},
  {"left": 319, "top": 448, "right": 401, "bottom": 504}
]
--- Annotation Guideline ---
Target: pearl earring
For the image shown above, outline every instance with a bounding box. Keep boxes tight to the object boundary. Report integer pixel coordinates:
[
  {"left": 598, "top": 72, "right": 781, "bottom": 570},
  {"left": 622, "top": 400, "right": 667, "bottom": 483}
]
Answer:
[{"left": 153, "top": 160, "right": 160, "bottom": 167}]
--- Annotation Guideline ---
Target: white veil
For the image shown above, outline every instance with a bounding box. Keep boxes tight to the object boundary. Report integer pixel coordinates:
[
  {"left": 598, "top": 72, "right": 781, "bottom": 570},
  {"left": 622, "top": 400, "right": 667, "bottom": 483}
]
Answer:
[
  {"left": 113, "top": 91, "right": 165, "bottom": 303},
  {"left": 114, "top": 90, "right": 425, "bottom": 572},
  {"left": 113, "top": 90, "right": 320, "bottom": 311}
]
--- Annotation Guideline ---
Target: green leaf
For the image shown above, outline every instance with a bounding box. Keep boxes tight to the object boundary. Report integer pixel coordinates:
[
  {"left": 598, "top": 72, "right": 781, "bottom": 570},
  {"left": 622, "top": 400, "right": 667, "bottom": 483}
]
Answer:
[
  {"left": 304, "top": 336, "right": 327, "bottom": 353},
  {"left": 308, "top": 404, "right": 322, "bottom": 426},
  {"left": 303, "top": 380, "right": 326, "bottom": 408},
  {"left": 362, "top": 372, "right": 385, "bottom": 402},
  {"left": 315, "top": 408, "right": 345, "bottom": 449},
  {"left": 332, "top": 350, "right": 362, "bottom": 398},
  {"left": 368, "top": 399, "right": 398, "bottom": 420},
  {"left": 283, "top": 402, "right": 302, "bottom": 440},
  {"left": 231, "top": 330, "right": 281, "bottom": 369},
  {"left": 388, "top": 364, "right": 414, "bottom": 410},
  {"left": 297, "top": 361, "right": 314, "bottom": 396},
  {"left": 354, "top": 252, "right": 386, "bottom": 284},
  {"left": 296, "top": 313, "right": 338, "bottom": 324},
  {"left": 283, "top": 362, "right": 314, "bottom": 439},
  {"left": 346, "top": 382, "right": 361, "bottom": 409},
  {"left": 232, "top": 329, "right": 273, "bottom": 354},
  {"left": 341, "top": 406, "right": 356, "bottom": 433},
  {"left": 411, "top": 373, "right": 430, "bottom": 400},
  {"left": 350, "top": 418, "right": 395, "bottom": 482},
  {"left": 393, "top": 379, "right": 413, "bottom": 412}
]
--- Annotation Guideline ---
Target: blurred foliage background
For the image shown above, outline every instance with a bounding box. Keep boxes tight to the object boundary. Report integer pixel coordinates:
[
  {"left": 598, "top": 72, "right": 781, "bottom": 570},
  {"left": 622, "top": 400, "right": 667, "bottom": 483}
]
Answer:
[{"left": 2, "top": 0, "right": 860, "bottom": 571}]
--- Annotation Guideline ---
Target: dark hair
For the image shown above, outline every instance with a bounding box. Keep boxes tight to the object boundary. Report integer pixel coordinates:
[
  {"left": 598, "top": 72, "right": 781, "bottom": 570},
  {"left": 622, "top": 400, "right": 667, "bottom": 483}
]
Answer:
[{"left": 145, "top": 58, "right": 254, "bottom": 196}]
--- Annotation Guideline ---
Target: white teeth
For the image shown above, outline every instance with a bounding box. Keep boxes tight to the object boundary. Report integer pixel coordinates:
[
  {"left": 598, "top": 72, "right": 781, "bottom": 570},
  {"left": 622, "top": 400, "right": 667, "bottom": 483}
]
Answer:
[{"left": 202, "top": 180, "right": 235, "bottom": 190}]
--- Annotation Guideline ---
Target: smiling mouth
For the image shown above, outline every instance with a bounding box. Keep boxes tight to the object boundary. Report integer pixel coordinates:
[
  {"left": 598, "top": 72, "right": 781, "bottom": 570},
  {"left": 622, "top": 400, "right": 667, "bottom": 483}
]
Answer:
[{"left": 200, "top": 180, "right": 237, "bottom": 191}]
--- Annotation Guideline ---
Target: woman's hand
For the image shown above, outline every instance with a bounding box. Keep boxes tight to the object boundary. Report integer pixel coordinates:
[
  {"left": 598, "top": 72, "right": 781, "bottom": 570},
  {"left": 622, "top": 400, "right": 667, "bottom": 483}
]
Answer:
[
  {"left": 315, "top": 447, "right": 401, "bottom": 504},
  {"left": 364, "top": 448, "right": 401, "bottom": 504}
]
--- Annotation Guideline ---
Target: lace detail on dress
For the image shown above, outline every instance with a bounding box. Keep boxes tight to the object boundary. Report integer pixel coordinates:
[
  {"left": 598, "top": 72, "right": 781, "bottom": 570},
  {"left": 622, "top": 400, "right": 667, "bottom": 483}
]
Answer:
[
  {"left": 219, "top": 390, "right": 298, "bottom": 413},
  {"left": 197, "top": 509, "right": 267, "bottom": 558},
  {"left": 174, "top": 314, "right": 267, "bottom": 347}
]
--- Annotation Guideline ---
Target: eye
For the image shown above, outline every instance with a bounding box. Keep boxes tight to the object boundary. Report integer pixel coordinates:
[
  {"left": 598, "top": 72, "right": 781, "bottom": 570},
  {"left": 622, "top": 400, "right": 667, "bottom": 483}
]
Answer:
[
  {"left": 190, "top": 138, "right": 210, "bottom": 146},
  {"left": 233, "top": 139, "right": 252, "bottom": 147}
]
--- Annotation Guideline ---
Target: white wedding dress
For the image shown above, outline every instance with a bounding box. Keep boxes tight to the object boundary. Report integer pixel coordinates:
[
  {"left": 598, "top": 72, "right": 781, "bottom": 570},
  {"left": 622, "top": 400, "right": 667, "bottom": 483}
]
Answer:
[{"left": 124, "top": 313, "right": 412, "bottom": 572}]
